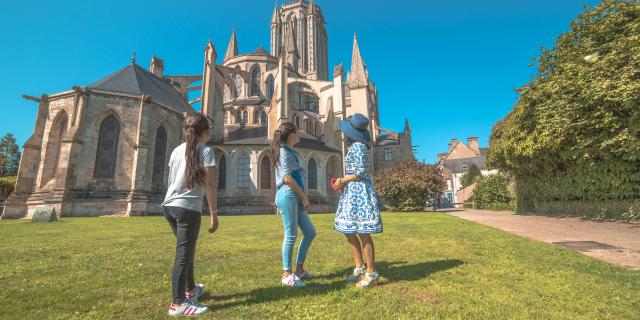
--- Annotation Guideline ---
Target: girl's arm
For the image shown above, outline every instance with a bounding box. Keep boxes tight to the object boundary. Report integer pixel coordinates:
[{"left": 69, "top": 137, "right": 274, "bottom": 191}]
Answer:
[
  {"left": 333, "top": 144, "right": 368, "bottom": 190},
  {"left": 204, "top": 166, "right": 219, "bottom": 233},
  {"left": 284, "top": 175, "right": 310, "bottom": 210}
]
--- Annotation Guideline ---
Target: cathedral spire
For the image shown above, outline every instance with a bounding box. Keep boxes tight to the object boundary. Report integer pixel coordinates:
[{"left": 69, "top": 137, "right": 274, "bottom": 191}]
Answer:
[
  {"left": 404, "top": 118, "right": 411, "bottom": 132},
  {"left": 224, "top": 29, "right": 238, "bottom": 61},
  {"left": 271, "top": 1, "right": 281, "bottom": 24},
  {"left": 348, "top": 33, "right": 368, "bottom": 88},
  {"left": 308, "top": 0, "right": 315, "bottom": 16}
]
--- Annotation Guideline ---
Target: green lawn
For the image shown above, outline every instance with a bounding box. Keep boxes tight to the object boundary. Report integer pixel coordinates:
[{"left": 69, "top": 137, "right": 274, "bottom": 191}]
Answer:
[{"left": 0, "top": 213, "right": 638, "bottom": 319}]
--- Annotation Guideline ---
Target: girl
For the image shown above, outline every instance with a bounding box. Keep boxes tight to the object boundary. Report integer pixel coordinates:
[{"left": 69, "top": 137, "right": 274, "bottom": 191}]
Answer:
[
  {"left": 332, "top": 113, "right": 383, "bottom": 288},
  {"left": 270, "top": 122, "right": 317, "bottom": 288},
  {"left": 162, "top": 112, "right": 219, "bottom": 316}
]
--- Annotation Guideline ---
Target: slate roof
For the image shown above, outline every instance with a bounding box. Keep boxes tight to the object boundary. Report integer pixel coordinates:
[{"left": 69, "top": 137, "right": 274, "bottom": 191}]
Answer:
[
  {"left": 443, "top": 157, "right": 486, "bottom": 174},
  {"left": 216, "top": 125, "right": 339, "bottom": 153},
  {"left": 88, "top": 63, "right": 194, "bottom": 114},
  {"left": 375, "top": 134, "right": 399, "bottom": 146},
  {"left": 251, "top": 46, "right": 269, "bottom": 56}
]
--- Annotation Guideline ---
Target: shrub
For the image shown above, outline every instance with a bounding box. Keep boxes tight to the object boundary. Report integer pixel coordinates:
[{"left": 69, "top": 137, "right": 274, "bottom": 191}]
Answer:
[
  {"left": 0, "top": 176, "right": 16, "bottom": 188},
  {"left": 374, "top": 158, "right": 446, "bottom": 211},
  {"left": 473, "top": 174, "right": 515, "bottom": 211}
]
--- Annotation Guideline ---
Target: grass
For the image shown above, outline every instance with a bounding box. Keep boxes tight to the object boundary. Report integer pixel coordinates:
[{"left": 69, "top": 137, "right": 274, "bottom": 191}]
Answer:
[{"left": 0, "top": 212, "right": 639, "bottom": 320}]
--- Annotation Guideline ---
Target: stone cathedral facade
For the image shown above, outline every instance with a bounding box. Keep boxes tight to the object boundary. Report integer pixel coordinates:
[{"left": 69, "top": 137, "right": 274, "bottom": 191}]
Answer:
[{"left": 2, "top": 0, "right": 413, "bottom": 218}]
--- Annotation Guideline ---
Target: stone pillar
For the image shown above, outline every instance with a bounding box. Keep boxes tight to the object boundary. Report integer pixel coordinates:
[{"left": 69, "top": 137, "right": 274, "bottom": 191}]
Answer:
[{"left": 126, "top": 96, "right": 151, "bottom": 216}]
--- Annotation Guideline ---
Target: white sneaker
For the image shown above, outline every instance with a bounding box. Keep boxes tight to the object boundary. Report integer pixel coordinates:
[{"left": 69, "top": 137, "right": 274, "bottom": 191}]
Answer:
[
  {"left": 186, "top": 284, "right": 204, "bottom": 301},
  {"left": 168, "top": 300, "right": 209, "bottom": 317},
  {"left": 346, "top": 266, "right": 366, "bottom": 282},
  {"left": 296, "top": 270, "right": 313, "bottom": 280},
  {"left": 282, "top": 273, "right": 306, "bottom": 287}
]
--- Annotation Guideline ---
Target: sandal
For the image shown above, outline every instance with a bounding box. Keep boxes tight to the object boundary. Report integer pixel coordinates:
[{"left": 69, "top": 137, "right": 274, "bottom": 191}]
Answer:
[
  {"left": 356, "top": 271, "right": 379, "bottom": 288},
  {"left": 346, "top": 266, "right": 366, "bottom": 282}
]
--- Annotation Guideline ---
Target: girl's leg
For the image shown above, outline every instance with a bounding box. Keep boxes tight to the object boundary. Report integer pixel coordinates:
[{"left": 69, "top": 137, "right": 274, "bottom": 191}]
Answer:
[
  {"left": 166, "top": 207, "right": 201, "bottom": 305},
  {"left": 358, "top": 234, "right": 376, "bottom": 273},
  {"left": 345, "top": 234, "right": 365, "bottom": 268},
  {"left": 295, "top": 209, "right": 316, "bottom": 274},
  {"left": 277, "top": 191, "right": 299, "bottom": 277}
]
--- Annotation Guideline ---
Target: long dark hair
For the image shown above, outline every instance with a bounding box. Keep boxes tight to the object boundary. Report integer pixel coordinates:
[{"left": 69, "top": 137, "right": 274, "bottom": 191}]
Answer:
[
  {"left": 270, "top": 122, "right": 297, "bottom": 169},
  {"left": 182, "top": 112, "right": 210, "bottom": 189}
]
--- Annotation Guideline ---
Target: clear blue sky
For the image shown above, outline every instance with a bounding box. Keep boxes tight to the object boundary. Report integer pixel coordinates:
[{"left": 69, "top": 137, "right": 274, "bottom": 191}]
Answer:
[{"left": 0, "top": 0, "right": 597, "bottom": 162}]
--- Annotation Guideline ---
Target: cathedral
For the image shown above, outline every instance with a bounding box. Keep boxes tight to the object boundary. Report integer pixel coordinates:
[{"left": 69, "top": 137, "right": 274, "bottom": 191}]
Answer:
[{"left": 2, "top": 0, "right": 413, "bottom": 218}]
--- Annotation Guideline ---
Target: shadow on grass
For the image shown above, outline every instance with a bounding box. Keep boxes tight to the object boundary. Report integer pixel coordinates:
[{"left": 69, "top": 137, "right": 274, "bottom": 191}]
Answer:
[{"left": 207, "top": 259, "right": 464, "bottom": 310}]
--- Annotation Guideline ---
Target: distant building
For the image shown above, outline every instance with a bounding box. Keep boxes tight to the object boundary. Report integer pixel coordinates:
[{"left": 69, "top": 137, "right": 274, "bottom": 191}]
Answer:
[
  {"left": 2, "top": 0, "right": 412, "bottom": 218},
  {"left": 436, "top": 137, "right": 498, "bottom": 207}
]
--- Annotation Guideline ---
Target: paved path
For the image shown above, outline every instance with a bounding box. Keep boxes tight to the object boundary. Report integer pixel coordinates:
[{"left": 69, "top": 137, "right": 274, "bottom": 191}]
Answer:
[{"left": 447, "top": 209, "right": 640, "bottom": 270}]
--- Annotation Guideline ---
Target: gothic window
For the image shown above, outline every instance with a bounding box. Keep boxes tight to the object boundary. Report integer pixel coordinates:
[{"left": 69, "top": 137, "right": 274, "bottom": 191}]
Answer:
[
  {"left": 235, "top": 109, "right": 248, "bottom": 125},
  {"left": 243, "top": 110, "right": 248, "bottom": 124},
  {"left": 266, "top": 75, "right": 274, "bottom": 100},
  {"left": 236, "top": 153, "right": 250, "bottom": 189},
  {"left": 384, "top": 149, "right": 393, "bottom": 161},
  {"left": 218, "top": 155, "right": 226, "bottom": 190},
  {"left": 94, "top": 115, "right": 120, "bottom": 179},
  {"left": 308, "top": 158, "right": 317, "bottom": 190},
  {"left": 234, "top": 74, "right": 243, "bottom": 98},
  {"left": 260, "top": 110, "right": 267, "bottom": 125},
  {"left": 151, "top": 126, "right": 167, "bottom": 187},
  {"left": 260, "top": 156, "right": 272, "bottom": 190},
  {"left": 250, "top": 66, "right": 261, "bottom": 97}
]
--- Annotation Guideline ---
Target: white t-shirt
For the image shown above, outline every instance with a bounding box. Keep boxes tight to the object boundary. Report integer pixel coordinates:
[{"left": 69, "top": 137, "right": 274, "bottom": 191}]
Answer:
[{"left": 162, "top": 142, "right": 216, "bottom": 213}]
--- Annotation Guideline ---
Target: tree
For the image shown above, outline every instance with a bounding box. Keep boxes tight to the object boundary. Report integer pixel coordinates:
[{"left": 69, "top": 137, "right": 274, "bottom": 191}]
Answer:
[
  {"left": 473, "top": 173, "right": 515, "bottom": 211},
  {"left": 0, "top": 133, "right": 21, "bottom": 176},
  {"left": 374, "top": 158, "right": 446, "bottom": 211},
  {"left": 460, "top": 164, "right": 482, "bottom": 188},
  {"left": 487, "top": 0, "right": 640, "bottom": 216}
]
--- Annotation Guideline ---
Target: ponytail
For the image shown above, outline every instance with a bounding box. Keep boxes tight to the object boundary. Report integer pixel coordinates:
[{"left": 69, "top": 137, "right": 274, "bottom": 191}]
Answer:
[
  {"left": 182, "top": 112, "right": 210, "bottom": 189},
  {"left": 270, "top": 122, "right": 297, "bottom": 169}
]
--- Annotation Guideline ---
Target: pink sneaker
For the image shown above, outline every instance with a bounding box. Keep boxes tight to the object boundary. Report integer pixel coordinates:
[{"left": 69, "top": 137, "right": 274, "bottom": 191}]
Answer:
[{"left": 168, "top": 300, "right": 208, "bottom": 317}]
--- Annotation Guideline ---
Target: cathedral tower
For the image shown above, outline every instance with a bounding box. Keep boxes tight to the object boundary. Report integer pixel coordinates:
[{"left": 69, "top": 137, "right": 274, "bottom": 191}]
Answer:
[{"left": 270, "top": 0, "right": 328, "bottom": 80}]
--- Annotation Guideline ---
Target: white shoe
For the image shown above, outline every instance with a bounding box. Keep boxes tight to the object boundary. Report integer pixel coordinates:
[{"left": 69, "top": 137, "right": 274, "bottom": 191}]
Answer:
[
  {"left": 168, "top": 300, "right": 209, "bottom": 317},
  {"left": 186, "top": 283, "right": 204, "bottom": 301},
  {"left": 346, "top": 266, "right": 366, "bottom": 282},
  {"left": 282, "top": 273, "right": 306, "bottom": 287}
]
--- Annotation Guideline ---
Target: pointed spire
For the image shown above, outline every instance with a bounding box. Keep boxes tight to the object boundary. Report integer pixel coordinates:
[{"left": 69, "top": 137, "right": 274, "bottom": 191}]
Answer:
[
  {"left": 271, "top": 1, "right": 281, "bottom": 24},
  {"left": 224, "top": 29, "right": 238, "bottom": 61},
  {"left": 308, "top": 0, "right": 315, "bottom": 16},
  {"left": 348, "top": 33, "right": 368, "bottom": 88},
  {"left": 404, "top": 118, "right": 411, "bottom": 132}
]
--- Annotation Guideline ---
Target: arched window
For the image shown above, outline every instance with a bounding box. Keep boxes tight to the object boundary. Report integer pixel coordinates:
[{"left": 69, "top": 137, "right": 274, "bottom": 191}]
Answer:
[
  {"left": 235, "top": 109, "right": 248, "bottom": 125},
  {"left": 94, "top": 115, "right": 120, "bottom": 178},
  {"left": 218, "top": 155, "right": 226, "bottom": 190},
  {"left": 250, "top": 66, "right": 261, "bottom": 97},
  {"left": 236, "top": 153, "right": 250, "bottom": 189},
  {"left": 308, "top": 158, "right": 317, "bottom": 190},
  {"left": 42, "top": 112, "right": 68, "bottom": 185},
  {"left": 266, "top": 75, "right": 274, "bottom": 100},
  {"left": 253, "top": 109, "right": 261, "bottom": 124},
  {"left": 151, "top": 126, "right": 167, "bottom": 187},
  {"left": 260, "top": 156, "right": 272, "bottom": 190},
  {"left": 242, "top": 110, "right": 248, "bottom": 124},
  {"left": 260, "top": 110, "right": 267, "bottom": 125}
]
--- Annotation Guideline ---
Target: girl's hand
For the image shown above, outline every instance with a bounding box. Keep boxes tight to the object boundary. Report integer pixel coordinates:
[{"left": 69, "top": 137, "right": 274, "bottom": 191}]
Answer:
[
  {"left": 208, "top": 214, "right": 219, "bottom": 233},
  {"left": 302, "top": 196, "right": 311, "bottom": 210},
  {"left": 332, "top": 178, "right": 344, "bottom": 191}
]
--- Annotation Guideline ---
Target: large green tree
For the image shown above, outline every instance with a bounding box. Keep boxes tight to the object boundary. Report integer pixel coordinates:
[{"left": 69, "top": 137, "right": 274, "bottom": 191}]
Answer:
[
  {"left": 0, "top": 133, "right": 21, "bottom": 176},
  {"left": 488, "top": 1, "right": 640, "bottom": 213}
]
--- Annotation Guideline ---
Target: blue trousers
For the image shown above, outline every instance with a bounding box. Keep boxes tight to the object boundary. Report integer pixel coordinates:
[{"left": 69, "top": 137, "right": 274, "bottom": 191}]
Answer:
[{"left": 275, "top": 188, "right": 317, "bottom": 271}]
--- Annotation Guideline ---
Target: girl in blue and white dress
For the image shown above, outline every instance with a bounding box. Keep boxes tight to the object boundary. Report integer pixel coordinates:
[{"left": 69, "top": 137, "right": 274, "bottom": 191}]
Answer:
[{"left": 331, "top": 113, "right": 383, "bottom": 288}]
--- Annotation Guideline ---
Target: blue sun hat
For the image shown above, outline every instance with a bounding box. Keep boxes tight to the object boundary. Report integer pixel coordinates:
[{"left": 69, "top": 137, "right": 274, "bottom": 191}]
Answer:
[{"left": 340, "top": 113, "right": 371, "bottom": 143}]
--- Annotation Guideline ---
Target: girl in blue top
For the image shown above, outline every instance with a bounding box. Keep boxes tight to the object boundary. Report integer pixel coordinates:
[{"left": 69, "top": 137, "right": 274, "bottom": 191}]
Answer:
[
  {"left": 270, "top": 122, "right": 317, "bottom": 288},
  {"left": 332, "top": 113, "right": 383, "bottom": 288}
]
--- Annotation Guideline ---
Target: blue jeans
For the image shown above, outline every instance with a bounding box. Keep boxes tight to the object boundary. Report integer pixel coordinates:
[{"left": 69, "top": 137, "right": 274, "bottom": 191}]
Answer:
[{"left": 275, "top": 188, "right": 316, "bottom": 271}]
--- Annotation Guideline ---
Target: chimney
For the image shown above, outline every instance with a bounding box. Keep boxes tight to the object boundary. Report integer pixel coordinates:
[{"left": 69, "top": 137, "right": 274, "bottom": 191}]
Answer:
[
  {"left": 448, "top": 138, "right": 457, "bottom": 152},
  {"left": 468, "top": 136, "right": 480, "bottom": 155},
  {"left": 150, "top": 55, "right": 164, "bottom": 76},
  {"left": 437, "top": 153, "right": 448, "bottom": 163}
]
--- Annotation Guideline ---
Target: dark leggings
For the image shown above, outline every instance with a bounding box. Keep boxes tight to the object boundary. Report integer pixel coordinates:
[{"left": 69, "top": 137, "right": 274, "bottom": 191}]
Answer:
[{"left": 164, "top": 206, "right": 202, "bottom": 304}]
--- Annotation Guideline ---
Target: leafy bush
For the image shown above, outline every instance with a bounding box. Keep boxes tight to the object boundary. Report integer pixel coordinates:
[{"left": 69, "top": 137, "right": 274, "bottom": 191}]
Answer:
[
  {"left": 487, "top": 0, "right": 640, "bottom": 219},
  {"left": 460, "top": 164, "right": 482, "bottom": 188},
  {"left": 473, "top": 174, "right": 515, "bottom": 211},
  {"left": 374, "top": 158, "right": 446, "bottom": 211},
  {"left": 0, "top": 176, "right": 16, "bottom": 188}
]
